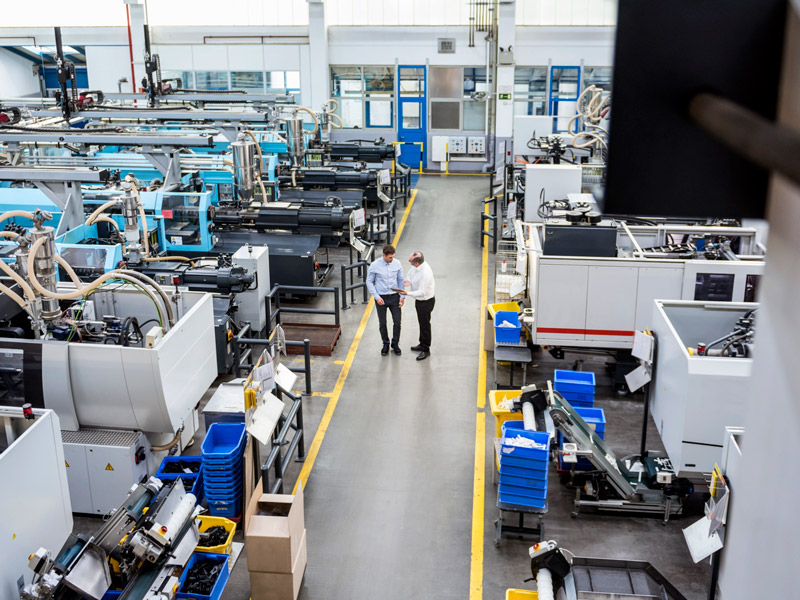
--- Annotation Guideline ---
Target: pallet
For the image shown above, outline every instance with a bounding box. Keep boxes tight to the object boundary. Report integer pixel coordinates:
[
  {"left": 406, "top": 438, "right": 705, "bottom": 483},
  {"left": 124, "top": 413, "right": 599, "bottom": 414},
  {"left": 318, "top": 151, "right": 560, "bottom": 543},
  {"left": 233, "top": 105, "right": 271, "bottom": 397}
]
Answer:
[{"left": 281, "top": 323, "right": 342, "bottom": 357}]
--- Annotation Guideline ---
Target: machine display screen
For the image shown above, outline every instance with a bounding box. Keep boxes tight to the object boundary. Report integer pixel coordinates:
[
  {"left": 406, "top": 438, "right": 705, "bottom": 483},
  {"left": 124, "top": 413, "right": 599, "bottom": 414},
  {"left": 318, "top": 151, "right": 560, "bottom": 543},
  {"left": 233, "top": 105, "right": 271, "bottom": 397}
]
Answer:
[
  {"left": 694, "top": 273, "right": 735, "bottom": 302},
  {"left": 162, "top": 194, "right": 202, "bottom": 246}
]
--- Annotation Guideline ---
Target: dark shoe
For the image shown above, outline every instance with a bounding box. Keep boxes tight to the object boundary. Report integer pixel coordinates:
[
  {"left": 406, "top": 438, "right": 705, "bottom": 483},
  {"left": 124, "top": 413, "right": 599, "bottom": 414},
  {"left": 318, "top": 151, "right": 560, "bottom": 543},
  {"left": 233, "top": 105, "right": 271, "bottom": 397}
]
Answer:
[
  {"left": 410, "top": 344, "right": 425, "bottom": 352},
  {"left": 416, "top": 351, "right": 430, "bottom": 361},
  {"left": 392, "top": 344, "right": 402, "bottom": 355},
  {"left": 381, "top": 344, "right": 389, "bottom": 356}
]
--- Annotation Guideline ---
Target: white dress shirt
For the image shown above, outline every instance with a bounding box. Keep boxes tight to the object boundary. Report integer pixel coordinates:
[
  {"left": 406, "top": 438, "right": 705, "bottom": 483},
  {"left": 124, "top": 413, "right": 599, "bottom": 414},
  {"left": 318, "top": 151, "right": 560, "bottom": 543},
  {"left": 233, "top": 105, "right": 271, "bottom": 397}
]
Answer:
[{"left": 406, "top": 262, "right": 435, "bottom": 301}]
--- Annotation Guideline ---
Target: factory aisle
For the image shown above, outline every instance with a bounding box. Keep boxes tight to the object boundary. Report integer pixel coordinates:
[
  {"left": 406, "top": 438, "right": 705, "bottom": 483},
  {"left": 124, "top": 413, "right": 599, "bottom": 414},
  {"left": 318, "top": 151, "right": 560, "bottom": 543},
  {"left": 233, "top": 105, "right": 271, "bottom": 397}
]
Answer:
[{"left": 298, "top": 175, "right": 484, "bottom": 599}]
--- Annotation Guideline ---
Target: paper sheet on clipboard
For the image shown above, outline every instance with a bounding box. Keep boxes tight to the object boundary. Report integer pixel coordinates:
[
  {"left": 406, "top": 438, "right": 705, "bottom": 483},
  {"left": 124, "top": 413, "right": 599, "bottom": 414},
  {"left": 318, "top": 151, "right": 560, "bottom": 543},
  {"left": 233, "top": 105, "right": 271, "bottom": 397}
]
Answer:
[{"left": 246, "top": 392, "right": 284, "bottom": 446}]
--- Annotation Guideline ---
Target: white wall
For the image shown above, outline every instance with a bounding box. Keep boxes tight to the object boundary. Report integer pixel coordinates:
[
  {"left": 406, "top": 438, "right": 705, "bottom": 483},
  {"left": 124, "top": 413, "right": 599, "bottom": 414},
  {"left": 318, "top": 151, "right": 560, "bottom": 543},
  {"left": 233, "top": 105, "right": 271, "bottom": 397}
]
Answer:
[
  {"left": 515, "top": 27, "right": 615, "bottom": 66},
  {"left": 85, "top": 46, "right": 134, "bottom": 93},
  {"left": 0, "top": 48, "right": 40, "bottom": 97}
]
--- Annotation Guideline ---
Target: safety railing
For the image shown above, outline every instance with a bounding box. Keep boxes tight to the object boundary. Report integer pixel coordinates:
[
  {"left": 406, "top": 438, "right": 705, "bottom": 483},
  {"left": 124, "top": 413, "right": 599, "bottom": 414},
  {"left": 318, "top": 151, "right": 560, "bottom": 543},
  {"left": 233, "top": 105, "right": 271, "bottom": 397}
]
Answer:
[
  {"left": 365, "top": 200, "right": 397, "bottom": 245},
  {"left": 390, "top": 162, "right": 413, "bottom": 206},
  {"left": 267, "top": 284, "right": 341, "bottom": 331},
  {"left": 342, "top": 242, "right": 375, "bottom": 310},
  {"left": 259, "top": 383, "right": 306, "bottom": 495},
  {"left": 391, "top": 141, "right": 424, "bottom": 174},
  {"left": 481, "top": 194, "right": 499, "bottom": 253},
  {"left": 232, "top": 323, "right": 313, "bottom": 395}
]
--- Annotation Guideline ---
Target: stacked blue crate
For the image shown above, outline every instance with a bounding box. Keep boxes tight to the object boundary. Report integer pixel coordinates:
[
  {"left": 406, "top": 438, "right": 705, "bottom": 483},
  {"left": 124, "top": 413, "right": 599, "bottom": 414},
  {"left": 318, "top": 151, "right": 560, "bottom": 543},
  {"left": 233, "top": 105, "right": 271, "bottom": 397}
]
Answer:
[
  {"left": 554, "top": 369, "right": 596, "bottom": 408},
  {"left": 201, "top": 423, "right": 247, "bottom": 519},
  {"left": 498, "top": 421, "right": 550, "bottom": 509},
  {"left": 557, "top": 406, "right": 606, "bottom": 471},
  {"left": 156, "top": 456, "right": 204, "bottom": 504}
]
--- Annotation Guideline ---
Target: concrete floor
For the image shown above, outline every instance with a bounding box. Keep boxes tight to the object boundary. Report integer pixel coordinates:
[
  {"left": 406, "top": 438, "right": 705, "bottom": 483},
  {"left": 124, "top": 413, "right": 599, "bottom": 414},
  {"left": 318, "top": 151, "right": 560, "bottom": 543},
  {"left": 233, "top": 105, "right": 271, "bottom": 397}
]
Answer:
[{"left": 72, "top": 174, "right": 710, "bottom": 599}]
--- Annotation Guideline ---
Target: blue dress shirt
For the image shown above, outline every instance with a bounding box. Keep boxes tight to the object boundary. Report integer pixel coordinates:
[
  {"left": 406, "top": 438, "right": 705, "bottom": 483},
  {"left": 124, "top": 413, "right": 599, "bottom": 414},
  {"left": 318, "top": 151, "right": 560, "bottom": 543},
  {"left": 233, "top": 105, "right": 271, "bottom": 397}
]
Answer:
[{"left": 366, "top": 257, "right": 404, "bottom": 300}]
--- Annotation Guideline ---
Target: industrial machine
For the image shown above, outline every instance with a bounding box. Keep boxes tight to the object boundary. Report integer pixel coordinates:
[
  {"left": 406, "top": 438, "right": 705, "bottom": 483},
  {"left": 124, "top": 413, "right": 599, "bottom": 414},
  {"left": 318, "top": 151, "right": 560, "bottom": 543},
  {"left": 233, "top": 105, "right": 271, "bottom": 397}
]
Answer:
[
  {"left": 524, "top": 540, "right": 687, "bottom": 600},
  {"left": 521, "top": 219, "right": 765, "bottom": 384},
  {"left": 0, "top": 207, "right": 216, "bottom": 512},
  {"left": 649, "top": 300, "right": 756, "bottom": 474},
  {"left": 20, "top": 478, "right": 198, "bottom": 600},
  {"left": 511, "top": 386, "right": 693, "bottom": 521},
  {"left": 0, "top": 407, "right": 72, "bottom": 600}
]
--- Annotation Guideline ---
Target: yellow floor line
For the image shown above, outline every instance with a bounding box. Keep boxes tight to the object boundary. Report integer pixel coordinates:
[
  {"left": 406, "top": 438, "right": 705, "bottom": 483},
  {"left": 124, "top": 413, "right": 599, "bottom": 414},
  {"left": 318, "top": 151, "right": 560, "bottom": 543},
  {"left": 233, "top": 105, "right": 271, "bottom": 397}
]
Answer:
[
  {"left": 333, "top": 360, "right": 345, "bottom": 365},
  {"left": 293, "top": 189, "right": 418, "bottom": 493},
  {"left": 469, "top": 202, "right": 491, "bottom": 599},
  {"left": 311, "top": 392, "right": 333, "bottom": 398}
]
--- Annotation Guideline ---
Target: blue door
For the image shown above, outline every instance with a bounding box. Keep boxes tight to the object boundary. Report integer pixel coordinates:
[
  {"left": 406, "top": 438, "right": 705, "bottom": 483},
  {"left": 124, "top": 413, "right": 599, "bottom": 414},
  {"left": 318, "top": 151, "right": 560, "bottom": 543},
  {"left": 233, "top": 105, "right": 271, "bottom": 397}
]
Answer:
[
  {"left": 548, "top": 66, "right": 581, "bottom": 133},
  {"left": 397, "top": 66, "right": 427, "bottom": 170}
]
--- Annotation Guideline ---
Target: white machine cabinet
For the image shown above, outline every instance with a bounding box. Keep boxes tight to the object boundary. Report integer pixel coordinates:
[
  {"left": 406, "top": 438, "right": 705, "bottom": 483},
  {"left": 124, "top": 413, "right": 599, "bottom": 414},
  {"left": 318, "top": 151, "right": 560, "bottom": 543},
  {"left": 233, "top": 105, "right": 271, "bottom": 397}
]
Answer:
[
  {"left": 649, "top": 300, "right": 755, "bottom": 475},
  {"left": 523, "top": 164, "right": 583, "bottom": 222},
  {"left": 0, "top": 408, "right": 72, "bottom": 599}
]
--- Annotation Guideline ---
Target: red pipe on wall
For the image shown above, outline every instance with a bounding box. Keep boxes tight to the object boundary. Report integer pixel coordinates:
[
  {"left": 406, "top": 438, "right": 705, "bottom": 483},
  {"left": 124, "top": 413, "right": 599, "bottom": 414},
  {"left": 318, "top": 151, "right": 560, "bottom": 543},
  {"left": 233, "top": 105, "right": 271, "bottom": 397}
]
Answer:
[{"left": 126, "top": 4, "right": 136, "bottom": 93}]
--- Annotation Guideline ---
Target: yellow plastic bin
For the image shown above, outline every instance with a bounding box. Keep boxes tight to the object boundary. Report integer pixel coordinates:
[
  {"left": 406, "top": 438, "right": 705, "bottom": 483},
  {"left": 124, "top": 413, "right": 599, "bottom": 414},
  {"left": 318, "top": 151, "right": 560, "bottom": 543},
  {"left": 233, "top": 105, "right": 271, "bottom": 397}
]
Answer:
[
  {"left": 489, "top": 389, "right": 523, "bottom": 438},
  {"left": 488, "top": 301, "right": 522, "bottom": 319},
  {"left": 506, "top": 591, "right": 538, "bottom": 600},
  {"left": 195, "top": 515, "right": 237, "bottom": 554}
]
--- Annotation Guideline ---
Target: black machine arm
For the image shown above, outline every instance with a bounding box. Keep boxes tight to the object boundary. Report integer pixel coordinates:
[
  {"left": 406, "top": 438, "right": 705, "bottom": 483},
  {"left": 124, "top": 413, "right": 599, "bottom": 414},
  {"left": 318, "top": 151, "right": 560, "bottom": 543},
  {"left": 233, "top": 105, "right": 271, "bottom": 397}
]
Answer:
[
  {"left": 142, "top": 24, "right": 162, "bottom": 107},
  {"left": 328, "top": 143, "right": 395, "bottom": 163},
  {"left": 54, "top": 27, "right": 78, "bottom": 121},
  {"left": 213, "top": 202, "right": 352, "bottom": 235},
  {"left": 134, "top": 262, "right": 254, "bottom": 294},
  {"left": 277, "top": 169, "right": 377, "bottom": 191}
]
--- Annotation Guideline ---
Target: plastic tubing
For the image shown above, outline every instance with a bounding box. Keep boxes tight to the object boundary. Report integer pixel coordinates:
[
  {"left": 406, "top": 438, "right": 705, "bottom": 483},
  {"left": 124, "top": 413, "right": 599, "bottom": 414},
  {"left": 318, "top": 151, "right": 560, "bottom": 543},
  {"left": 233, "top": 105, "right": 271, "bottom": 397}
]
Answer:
[
  {"left": 324, "top": 99, "right": 339, "bottom": 112},
  {"left": 127, "top": 180, "right": 151, "bottom": 255},
  {"left": 243, "top": 130, "right": 269, "bottom": 202},
  {"left": 0, "top": 259, "right": 35, "bottom": 301},
  {"left": 85, "top": 199, "right": 119, "bottom": 226},
  {"left": 116, "top": 269, "right": 175, "bottom": 327},
  {"left": 142, "top": 256, "right": 195, "bottom": 265},
  {"left": 91, "top": 216, "right": 119, "bottom": 231},
  {"left": 295, "top": 106, "right": 319, "bottom": 135},
  {"left": 0, "top": 231, "right": 19, "bottom": 239},
  {"left": 328, "top": 112, "right": 343, "bottom": 129},
  {"left": 0, "top": 210, "right": 37, "bottom": 225}
]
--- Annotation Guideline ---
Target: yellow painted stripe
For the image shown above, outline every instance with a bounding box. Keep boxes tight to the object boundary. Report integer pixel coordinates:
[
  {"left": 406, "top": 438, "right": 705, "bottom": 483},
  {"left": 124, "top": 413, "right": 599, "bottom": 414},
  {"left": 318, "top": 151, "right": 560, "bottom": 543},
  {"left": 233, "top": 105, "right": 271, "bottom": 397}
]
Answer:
[
  {"left": 293, "top": 189, "right": 418, "bottom": 494},
  {"left": 469, "top": 411, "right": 486, "bottom": 599},
  {"left": 333, "top": 360, "right": 345, "bottom": 365},
  {"left": 311, "top": 392, "right": 333, "bottom": 398},
  {"left": 469, "top": 198, "right": 491, "bottom": 599}
]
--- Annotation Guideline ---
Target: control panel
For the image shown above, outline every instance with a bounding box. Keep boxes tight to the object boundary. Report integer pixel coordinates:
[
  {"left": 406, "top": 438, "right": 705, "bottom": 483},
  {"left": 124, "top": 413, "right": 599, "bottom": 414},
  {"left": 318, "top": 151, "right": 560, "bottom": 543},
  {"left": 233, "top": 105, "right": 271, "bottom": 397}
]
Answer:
[
  {"left": 448, "top": 136, "right": 467, "bottom": 154},
  {"left": 468, "top": 136, "right": 486, "bottom": 154}
]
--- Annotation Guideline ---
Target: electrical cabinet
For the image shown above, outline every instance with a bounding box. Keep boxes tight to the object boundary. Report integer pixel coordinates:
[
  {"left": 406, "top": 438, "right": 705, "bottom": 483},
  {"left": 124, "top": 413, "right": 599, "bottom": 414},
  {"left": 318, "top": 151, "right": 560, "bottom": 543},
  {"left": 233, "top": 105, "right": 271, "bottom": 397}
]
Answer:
[
  {"left": 448, "top": 136, "right": 467, "bottom": 154},
  {"left": 468, "top": 136, "right": 486, "bottom": 154}
]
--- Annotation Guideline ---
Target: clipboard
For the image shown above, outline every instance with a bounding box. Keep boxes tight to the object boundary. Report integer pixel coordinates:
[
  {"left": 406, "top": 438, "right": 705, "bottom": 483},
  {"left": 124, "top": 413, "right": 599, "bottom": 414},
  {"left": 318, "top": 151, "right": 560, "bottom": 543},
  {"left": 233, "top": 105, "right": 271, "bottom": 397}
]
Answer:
[{"left": 390, "top": 288, "right": 406, "bottom": 293}]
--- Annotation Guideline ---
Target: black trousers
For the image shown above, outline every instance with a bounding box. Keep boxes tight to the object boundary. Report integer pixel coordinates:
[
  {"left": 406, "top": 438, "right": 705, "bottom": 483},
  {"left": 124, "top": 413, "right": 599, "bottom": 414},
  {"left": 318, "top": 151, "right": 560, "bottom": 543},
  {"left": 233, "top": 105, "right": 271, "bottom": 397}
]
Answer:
[
  {"left": 376, "top": 293, "right": 401, "bottom": 345},
  {"left": 414, "top": 297, "right": 435, "bottom": 350}
]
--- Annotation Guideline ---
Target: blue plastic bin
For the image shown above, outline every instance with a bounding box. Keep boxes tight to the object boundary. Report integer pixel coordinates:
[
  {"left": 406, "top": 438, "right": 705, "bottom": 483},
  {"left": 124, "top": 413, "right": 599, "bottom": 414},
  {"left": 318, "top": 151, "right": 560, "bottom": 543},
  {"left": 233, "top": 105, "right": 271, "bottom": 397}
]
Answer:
[
  {"left": 101, "top": 592, "right": 122, "bottom": 600},
  {"left": 553, "top": 369, "right": 596, "bottom": 393},
  {"left": 499, "top": 473, "right": 548, "bottom": 491},
  {"left": 558, "top": 390, "right": 595, "bottom": 403},
  {"left": 157, "top": 456, "right": 202, "bottom": 479},
  {"left": 575, "top": 407, "right": 605, "bottom": 432},
  {"left": 494, "top": 311, "right": 522, "bottom": 344},
  {"left": 498, "top": 464, "right": 549, "bottom": 481},
  {"left": 206, "top": 499, "right": 242, "bottom": 518},
  {"left": 176, "top": 552, "right": 230, "bottom": 600},
  {"left": 500, "top": 454, "right": 549, "bottom": 471},
  {"left": 500, "top": 421, "right": 550, "bottom": 460},
  {"left": 499, "top": 485, "right": 547, "bottom": 509},
  {"left": 201, "top": 423, "right": 247, "bottom": 460}
]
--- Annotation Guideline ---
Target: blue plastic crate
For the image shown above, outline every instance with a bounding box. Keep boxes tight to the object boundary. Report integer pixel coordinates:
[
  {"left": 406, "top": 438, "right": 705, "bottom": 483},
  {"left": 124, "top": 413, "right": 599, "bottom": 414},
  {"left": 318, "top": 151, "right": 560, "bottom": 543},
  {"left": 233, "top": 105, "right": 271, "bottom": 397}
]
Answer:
[
  {"left": 203, "top": 485, "right": 243, "bottom": 502},
  {"left": 500, "top": 421, "right": 550, "bottom": 461},
  {"left": 201, "top": 424, "right": 247, "bottom": 460},
  {"left": 558, "top": 390, "right": 595, "bottom": 403},
  {"left": 498, "top": 464, "right": 549, "bottom": 481},
  {"left": 553, "top": 369, "right": 596, "bottom": 393},
  {"left": 499, "top": 473, "right": 548, "bottom": 491},
  {"left": 500, "top": 453, "right": 550, "bottom": 471},
  {"left": 569, "top": 400, "right": 595, "bottom": 409},
  {"left": 203, "top": 465, "right": 243, "bottom": 481},
  {"left": 499, "top": 482, "right": 548, "bottom": 500},
  {"left": 101, "top": 592, "right": 122, "bottom": 600},
  {"left": 494, "top": 311, "right": 522, "bottom": 344},
  {"left": 575, "top": 407, "right": 606, "bottom": 434},
  {"left": 558, "top": 455, "right": 595, "bottom": 471},
  {"left": 175, "top": 552, "right": 230, "bottom": 600},
  {"left": 206, "top": 499, "right": 241, "bottom": 518},
  {"left": 498, "top": 485, "right": 547, "bottom": 509},
  {"left": 157, "top": 456, "right": 202, "bottom": 479}
]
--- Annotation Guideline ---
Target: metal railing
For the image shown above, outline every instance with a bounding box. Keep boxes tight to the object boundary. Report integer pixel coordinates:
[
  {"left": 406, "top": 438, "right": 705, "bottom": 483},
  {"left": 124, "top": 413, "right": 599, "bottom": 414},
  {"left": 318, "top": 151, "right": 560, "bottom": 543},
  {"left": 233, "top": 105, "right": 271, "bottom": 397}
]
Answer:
[
  {"left": 390, "top": 162, "right": 413, "bottom": 206},
  {"left": 267, "top": 284, "right": 341, "bottom": 330},
  {"left": 481, "top": 194, "right": 499, "bottom": 253},
  {"left": 366, "top": 200, "right": 396, "bottom": 244},
  {"left": 259, "top": 383, "right": 306, "bottom": 495},
  {"left": 232, "top": 324, "right": 313, "bottom": 394},
  {"left": 342, "top": 242, "right": 375, "bottom": 310}
]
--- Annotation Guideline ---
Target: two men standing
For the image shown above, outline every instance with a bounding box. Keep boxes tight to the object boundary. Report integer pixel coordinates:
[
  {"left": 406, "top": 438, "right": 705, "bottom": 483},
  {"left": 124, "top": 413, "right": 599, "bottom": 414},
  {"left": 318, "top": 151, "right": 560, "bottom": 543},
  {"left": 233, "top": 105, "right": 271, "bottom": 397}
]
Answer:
[{"left": 366, "top": 245, "right": 435, "bottom": 361}]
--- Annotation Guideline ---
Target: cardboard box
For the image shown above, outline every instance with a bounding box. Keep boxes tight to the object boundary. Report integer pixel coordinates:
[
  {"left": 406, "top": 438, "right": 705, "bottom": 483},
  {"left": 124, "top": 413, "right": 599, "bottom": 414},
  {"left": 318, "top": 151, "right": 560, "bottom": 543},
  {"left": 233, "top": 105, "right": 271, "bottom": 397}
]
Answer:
[
  {"left": 249, "top": 529, "right": 307, "bottom": 600},
  {"left": 245, "top": 481, "right": 305, "bottom": 573},
  {"left": 483, "top": 316, "right": 495, "bottom": 352}
]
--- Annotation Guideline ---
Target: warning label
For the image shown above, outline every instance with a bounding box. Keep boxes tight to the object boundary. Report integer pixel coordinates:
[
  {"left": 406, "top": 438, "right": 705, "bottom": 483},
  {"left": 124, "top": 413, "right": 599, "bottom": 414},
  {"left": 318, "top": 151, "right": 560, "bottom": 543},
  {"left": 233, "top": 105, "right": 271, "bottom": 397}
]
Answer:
[
  {"left": 105, "top": 463, "right": 114, "bottom": 471},
  {"left": 65, "top": 461, "right": 69, "bottom": 468}
]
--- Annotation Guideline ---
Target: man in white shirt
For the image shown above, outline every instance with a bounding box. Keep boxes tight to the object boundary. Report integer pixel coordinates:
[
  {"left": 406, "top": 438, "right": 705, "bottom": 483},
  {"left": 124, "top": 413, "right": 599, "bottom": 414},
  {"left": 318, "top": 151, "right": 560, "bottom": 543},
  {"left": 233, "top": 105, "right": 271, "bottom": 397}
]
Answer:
[{"left": 399, "top": 251, "right": 435, "bottom": 361}]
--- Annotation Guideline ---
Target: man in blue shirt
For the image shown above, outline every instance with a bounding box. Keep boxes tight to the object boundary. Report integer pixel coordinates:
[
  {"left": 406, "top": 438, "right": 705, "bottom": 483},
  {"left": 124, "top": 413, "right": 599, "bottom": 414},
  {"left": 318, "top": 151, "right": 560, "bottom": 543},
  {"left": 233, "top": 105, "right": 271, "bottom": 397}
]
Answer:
[{"left": 366, "top": 244, "right": 405, "bottom": 355}]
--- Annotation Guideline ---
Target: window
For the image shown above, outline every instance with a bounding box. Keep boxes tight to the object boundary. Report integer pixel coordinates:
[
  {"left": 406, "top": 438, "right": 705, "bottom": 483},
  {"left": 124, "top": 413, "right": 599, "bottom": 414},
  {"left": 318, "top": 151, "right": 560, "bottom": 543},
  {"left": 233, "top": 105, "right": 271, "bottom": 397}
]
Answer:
[
  {"left": 266, "top": 70, "right": 301, "bottom": 100},
  {"left": 399, "top": 68, "right": 425, "bottom": 97},
  {"left": 514, "top": 67, "right": 547, "bottom": 116},
  {"left": 161, "top": 70, "right": 194, "bottom": 89},
  {"left": 196, "top": 71, "right": 229, "bottom": 91},
  {"left": 330, "top": 66, "right": 395, "bottom": 128},
  {"left": 429, "top": 66, "right": 489, "bottom": 131},
  {"left": 583, "top": 66, "right": 613, "bottom": 94},
  {"left": 231, "top": 71, "right": 264, "bottom": 92}
]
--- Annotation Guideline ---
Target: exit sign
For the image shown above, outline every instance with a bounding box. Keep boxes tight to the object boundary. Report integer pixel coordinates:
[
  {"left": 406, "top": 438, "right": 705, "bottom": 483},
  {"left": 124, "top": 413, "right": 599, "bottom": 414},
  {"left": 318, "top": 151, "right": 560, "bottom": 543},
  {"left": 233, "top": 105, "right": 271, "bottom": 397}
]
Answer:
[{"left": 499, "top": 93, "right": 511, "bottom": 100}]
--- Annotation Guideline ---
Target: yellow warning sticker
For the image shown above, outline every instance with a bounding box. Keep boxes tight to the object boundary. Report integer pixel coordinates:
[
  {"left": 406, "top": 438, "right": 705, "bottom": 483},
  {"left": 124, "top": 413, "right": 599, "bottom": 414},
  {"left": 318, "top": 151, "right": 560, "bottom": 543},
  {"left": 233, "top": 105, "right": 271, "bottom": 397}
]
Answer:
[
  {"left": 65, "top": 461, "right": 70, "bottom": 468},
  {"left": 105, "top": 463, "right": 114, "bottom": 471}
]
